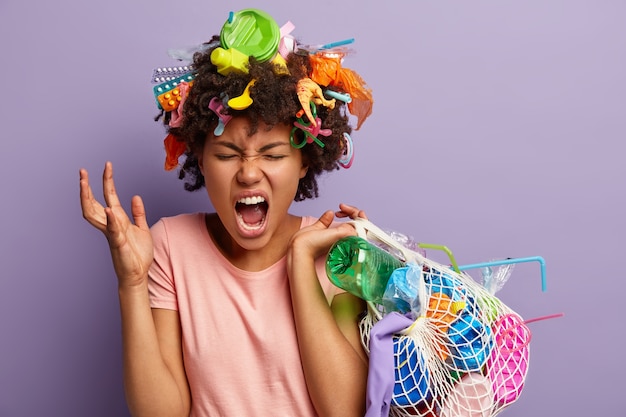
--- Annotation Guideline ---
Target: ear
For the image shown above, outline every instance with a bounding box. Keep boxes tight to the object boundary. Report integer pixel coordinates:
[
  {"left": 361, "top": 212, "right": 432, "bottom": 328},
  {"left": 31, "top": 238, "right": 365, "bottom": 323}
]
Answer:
[
  {"left": 299, "top": 160, "right": 309, "bottom": 179},
  {"left": 300, "top": 164, "right": 309, "bottom": 179}
]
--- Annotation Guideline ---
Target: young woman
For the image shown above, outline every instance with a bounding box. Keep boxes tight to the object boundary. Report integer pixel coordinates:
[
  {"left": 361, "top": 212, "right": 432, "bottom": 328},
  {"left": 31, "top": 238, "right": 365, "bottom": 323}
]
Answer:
[{"left": 80, "top": 9, "right": 373, "bottom": 417}]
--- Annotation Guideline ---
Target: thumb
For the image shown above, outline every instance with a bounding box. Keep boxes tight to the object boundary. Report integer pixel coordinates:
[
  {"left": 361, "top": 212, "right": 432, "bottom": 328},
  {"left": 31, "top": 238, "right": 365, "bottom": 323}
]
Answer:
[{"left": 315, "top": 210, "right": 335, "bottom": 229}]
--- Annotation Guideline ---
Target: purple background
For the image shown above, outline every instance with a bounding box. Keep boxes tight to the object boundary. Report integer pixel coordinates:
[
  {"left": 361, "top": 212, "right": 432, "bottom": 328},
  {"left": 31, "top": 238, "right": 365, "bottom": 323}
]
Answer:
[{"left": 1, "top": 0, "right": 624, "bottom": 416}]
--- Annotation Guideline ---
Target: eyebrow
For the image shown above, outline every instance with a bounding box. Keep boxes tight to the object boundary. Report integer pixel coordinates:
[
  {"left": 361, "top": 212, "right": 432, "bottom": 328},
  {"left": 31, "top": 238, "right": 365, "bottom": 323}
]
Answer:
[{"left": 212, "top": 141, "right": 291, "bottom": 153}]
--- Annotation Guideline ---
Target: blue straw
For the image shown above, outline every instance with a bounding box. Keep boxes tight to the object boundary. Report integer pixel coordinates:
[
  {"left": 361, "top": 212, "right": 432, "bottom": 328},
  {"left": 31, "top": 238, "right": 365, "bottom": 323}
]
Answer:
[
  {"left": 324, "top": 90, "right": 352, "bottom": 103},
  {"left": 458, "top": 256, "right": 547, "bottom": 292},
  {"left": 318, "top": 38, "right": 355, "bottom": 50}
]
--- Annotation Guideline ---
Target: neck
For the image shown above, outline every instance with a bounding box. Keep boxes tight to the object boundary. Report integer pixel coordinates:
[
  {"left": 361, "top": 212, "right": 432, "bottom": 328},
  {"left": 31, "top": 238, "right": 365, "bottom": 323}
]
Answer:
[{"left": 205, "top": 213, "right": 301, "bottom": 271}]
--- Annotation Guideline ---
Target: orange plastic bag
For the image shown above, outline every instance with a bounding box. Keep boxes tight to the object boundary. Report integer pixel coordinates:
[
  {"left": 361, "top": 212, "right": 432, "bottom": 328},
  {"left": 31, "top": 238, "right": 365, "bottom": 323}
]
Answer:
[{"left": 310, "top": 54, "right": 373, "bottom": 130}]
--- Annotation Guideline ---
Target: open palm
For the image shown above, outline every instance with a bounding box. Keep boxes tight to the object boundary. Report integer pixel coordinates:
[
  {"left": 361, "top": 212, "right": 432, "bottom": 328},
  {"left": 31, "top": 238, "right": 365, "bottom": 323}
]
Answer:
[{"left": 80, "top": 162, "right": 154, "bottom": 287}]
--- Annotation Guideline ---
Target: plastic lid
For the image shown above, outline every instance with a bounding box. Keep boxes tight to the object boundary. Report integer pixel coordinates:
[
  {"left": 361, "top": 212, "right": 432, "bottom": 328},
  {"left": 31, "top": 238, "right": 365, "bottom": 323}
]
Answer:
[{"left": 220, "top": 9, "right": 280, "bottom": 63}]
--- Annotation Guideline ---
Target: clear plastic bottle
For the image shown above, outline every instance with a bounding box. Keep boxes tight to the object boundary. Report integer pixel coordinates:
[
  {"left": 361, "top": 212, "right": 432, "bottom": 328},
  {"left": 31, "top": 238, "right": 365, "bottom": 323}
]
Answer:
[{"left": 326, "top": 236, "right": 405, "bottom": 303}]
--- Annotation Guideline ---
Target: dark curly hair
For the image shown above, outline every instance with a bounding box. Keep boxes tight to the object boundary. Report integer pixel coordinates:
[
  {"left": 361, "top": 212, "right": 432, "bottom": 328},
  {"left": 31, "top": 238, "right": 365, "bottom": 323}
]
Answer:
[{"left": 163, "top": 36, "right": 353, "bottom": 202}]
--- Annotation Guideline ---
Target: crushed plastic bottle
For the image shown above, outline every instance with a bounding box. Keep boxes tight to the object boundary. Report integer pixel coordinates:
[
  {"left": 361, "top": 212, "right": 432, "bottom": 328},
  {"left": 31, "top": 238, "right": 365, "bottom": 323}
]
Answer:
[{"left": 326, "top": 236, "right": 404, "bottom": 303}]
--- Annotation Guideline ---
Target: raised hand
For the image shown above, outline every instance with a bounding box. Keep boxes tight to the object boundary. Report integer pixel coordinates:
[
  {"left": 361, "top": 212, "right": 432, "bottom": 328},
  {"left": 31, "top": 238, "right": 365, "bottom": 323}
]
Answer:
[{"left": 80, "top": 162, "right": 154, "bottom": 288}]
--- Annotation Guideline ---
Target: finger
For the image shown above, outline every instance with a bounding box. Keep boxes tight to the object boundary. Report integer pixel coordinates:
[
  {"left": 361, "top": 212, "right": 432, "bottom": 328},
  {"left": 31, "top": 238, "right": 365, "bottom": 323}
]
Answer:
[
  {"left": 79, "top": 168, "right": 107, "bottom": 230},
  {"left": 313, "top": 210, "right": 335, "bottom": 229},
  {"left": 131, "top": 195, "right": 150, "bottom": 231},
  {"left": 335, "top": 203, "right": 368, "bottom": 220},
  {"left": 102, "top": 161, "right": 122, "bottom": 209},
  {"left": 79, "top": 168, "right": 94, "bottom": 210},
  {"left": 104, "top": 206, "right": 126, "bottom": 248},
  {"left": 298, "top": 212, "right": 355, "bottom": 254}
]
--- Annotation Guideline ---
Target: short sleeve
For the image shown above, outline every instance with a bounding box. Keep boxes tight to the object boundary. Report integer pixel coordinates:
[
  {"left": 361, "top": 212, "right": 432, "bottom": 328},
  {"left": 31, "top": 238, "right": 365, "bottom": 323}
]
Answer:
[{"left": 148, "top": 218, "right": 178, "bottom": 311}]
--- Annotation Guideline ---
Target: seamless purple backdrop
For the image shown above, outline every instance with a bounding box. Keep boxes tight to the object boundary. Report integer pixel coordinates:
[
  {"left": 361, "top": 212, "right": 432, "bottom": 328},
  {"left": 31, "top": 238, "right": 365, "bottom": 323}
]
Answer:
[{"left": 1, "top": 0, "right": 624, "bottom": 416}]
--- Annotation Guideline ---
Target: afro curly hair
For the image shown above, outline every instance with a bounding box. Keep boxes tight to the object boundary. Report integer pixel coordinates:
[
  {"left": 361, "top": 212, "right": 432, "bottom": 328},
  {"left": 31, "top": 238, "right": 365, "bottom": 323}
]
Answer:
[{"left": 163, "top": 37, "right": 354, "bottom": 202}]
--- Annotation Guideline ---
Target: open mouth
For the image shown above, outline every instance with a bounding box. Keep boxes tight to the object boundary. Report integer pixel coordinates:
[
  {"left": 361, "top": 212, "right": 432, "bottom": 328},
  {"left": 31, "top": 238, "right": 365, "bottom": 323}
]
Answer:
[{"left": 235, "top": 196, "right": 268, "bottom": 231}]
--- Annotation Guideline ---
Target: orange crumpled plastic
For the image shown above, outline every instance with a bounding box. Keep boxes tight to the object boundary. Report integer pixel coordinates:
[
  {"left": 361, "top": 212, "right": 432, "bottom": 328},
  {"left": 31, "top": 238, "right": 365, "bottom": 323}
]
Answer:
[
  {"left": 426, "top": 292, "right": 465, "bottom": 360},
  {"left": 163, "top": 133, "right": 187, "bottom": 171},
  {"left": 309, "top": 53, "right": 373, "bottom": 130}
]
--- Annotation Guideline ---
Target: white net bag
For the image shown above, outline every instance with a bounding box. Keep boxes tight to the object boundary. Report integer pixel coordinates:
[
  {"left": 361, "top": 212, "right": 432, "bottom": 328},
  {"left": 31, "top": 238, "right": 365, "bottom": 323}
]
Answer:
[{"left": 348, "top": 219, "right": 534, "bottom": 417}]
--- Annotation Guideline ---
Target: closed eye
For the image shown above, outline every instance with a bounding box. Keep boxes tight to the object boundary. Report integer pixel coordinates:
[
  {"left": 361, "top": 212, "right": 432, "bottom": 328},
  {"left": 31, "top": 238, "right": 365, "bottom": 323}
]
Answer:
[
  {"left": 215, "top": 154, "right": 239, "bottom": 161},
  {"left": 263, "top": 154, "right": 286, "bottom": 161},
  {"left": 214, "top": 153, "right": 288, "bottom": 162}
]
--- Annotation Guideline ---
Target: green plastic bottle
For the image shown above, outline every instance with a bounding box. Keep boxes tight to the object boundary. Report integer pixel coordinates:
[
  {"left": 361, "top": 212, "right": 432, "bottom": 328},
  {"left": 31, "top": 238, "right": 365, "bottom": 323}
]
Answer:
[{"left": 326, "top": 236, "right": 405, "bottom": 303}]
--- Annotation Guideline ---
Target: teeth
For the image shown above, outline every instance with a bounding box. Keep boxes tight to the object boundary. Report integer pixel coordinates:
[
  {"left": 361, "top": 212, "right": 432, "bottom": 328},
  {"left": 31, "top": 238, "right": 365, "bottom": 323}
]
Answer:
[
  {"left": 237, "top": 215, "right": 264, "bottom": 231},
  {"left": 237, "top": 196, "right": 266, "bottom": 205}
]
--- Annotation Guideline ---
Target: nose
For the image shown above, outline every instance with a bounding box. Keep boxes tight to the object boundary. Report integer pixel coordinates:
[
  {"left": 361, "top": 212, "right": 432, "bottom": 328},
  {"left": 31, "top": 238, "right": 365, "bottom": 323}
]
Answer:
[{"left": 236, "top": 155, "right": 264, "bottom": 185}]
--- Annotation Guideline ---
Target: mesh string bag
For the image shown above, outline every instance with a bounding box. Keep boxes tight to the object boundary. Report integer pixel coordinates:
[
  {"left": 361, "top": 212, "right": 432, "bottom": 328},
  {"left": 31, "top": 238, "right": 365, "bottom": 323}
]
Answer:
[{"left": 349, "top": 219, "right": 531, "bottom": 417}]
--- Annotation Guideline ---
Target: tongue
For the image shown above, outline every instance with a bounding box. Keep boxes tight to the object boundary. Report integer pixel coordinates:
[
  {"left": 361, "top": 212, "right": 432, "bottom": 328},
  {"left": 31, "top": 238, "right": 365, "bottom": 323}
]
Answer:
[{"left": 238, "top": 204, "right": 265, "bottom": 225}]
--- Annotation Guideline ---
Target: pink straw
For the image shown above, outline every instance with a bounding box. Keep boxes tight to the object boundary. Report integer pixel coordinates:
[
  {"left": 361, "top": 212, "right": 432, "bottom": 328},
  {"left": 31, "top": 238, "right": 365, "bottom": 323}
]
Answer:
[{"left": 524, "top": 312, "right": 565, "bottom": 325}]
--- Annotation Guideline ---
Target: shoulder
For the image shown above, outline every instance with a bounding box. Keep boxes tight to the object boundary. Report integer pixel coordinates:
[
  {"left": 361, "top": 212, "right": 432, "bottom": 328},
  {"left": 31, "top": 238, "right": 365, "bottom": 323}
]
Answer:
[
  {"left": 300, "top": 216, "right": 317, "bottom": 228},
  {"left": 153, "top": 212, "right": 204, "bottom": 228},
  {"left": 151, "top": 212, "right": 206, "bottom": 244},
  {"left": 152, "top": 212, "right": 204, "bottom": 231}
]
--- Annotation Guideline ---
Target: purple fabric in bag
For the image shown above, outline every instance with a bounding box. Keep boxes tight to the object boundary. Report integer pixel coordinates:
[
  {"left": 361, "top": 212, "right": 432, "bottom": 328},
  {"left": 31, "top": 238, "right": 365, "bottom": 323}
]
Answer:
[{"left": 365, "top": 312, "right": 415, "bottom": 417}]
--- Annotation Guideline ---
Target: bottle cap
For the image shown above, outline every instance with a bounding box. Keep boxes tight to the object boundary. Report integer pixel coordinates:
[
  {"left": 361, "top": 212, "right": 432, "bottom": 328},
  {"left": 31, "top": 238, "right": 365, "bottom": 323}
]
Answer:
[{"left": 220, "top": 9, "right": 280, "bottom": 63}]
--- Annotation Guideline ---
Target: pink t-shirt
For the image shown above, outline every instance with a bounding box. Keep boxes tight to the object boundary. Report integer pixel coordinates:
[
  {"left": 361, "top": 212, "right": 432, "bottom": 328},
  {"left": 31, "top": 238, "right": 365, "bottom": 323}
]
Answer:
[{"left": 148, "top": 213, "right": 343, "bottom": 417}]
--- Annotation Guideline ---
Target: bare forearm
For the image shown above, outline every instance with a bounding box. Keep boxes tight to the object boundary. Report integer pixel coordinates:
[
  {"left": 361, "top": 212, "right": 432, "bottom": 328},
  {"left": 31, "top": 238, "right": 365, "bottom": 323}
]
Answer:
[
  {"left": 288, "top": 257, "right": 367, "bottom": 417},
  {"left": 118, "top": 284, "right": 189, "bottom": 417}
]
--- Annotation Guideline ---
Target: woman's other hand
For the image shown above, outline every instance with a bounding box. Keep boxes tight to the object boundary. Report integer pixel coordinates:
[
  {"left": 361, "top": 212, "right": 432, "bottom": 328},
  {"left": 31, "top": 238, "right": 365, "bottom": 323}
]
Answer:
[
  {"left": 334, "top": 203, "right": 368, "bottom": 221},
  {"left": 288, "top": 204, "right": 368, "bottom": 261}
]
